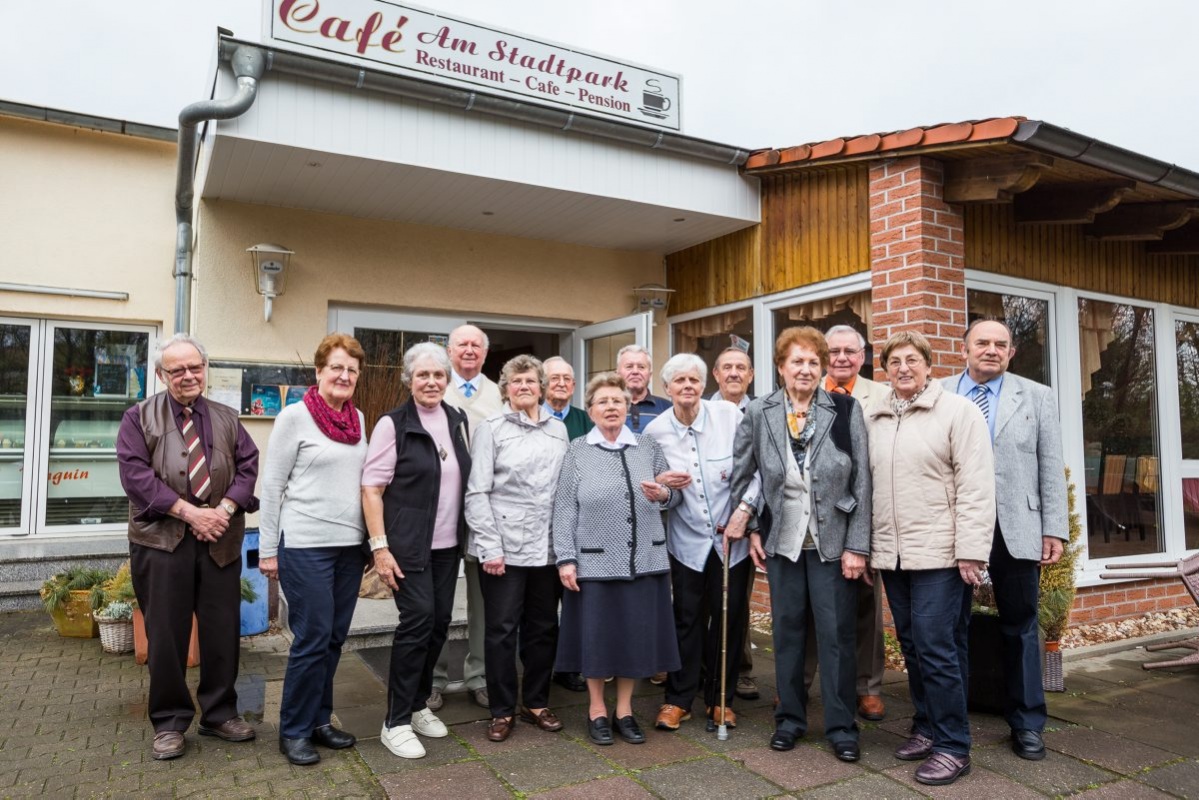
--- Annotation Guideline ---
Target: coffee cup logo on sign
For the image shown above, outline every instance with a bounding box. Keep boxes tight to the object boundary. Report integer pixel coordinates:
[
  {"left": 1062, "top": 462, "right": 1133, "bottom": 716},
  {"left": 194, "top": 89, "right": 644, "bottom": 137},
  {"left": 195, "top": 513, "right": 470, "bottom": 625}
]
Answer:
[{"left": 639, "top": 79, "right": 672, "bottom": 119}]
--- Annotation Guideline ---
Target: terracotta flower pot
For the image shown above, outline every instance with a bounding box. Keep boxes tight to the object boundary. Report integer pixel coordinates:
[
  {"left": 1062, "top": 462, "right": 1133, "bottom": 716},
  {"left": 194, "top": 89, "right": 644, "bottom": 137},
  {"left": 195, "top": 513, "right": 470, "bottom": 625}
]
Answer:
[
  {"left": 48, "top": 589, "right": 99, "bottom": 638},
  {"left": 132, "top": 608, "right": 201, "bottom": 667}
]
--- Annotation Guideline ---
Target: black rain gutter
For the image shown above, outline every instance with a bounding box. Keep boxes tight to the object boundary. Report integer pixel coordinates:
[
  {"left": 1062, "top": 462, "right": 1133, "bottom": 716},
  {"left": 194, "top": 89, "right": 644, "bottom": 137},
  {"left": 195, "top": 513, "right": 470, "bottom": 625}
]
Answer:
[
  {"left": 1014, "top": 120, "right": 1199, "bottom": 198},
  {"left": 215, "top": 36, "right": 749, "bottom": 168}
]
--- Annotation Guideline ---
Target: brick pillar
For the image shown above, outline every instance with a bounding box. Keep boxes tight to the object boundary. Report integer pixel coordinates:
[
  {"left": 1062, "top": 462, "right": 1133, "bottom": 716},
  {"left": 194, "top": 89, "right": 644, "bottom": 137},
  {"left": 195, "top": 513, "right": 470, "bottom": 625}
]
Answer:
[{"left": 868, "top": 156, "right": 966, "bottom": 378}]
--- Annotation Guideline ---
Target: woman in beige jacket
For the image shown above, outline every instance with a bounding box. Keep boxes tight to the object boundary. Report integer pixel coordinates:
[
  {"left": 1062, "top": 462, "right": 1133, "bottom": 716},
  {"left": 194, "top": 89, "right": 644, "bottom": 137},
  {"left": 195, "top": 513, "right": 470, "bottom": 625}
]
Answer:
[{"left": 866, "top": 331, "right": 994, "bottom": 788}]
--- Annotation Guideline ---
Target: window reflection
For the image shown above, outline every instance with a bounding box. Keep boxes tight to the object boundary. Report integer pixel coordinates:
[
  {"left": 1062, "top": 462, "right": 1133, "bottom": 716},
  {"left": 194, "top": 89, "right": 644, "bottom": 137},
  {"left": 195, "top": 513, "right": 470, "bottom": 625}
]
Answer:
[
  {"left": 967, "top": 289, "right": 1050, "bottom": 386},
  {"left": 771, "top": 292, "right": 871, "bottom": 388},
  {"left": 673, "top": 309, "right": 753, "bottom": 396},
  {"left": 1184, "top": 479, "right": 1199, "bottom": 551},
  {"left": 1176, "top": 320, "right": 1199, "bottom": 461},
  {"left": 0, "top": 324, "right": 31, "bottom": 528},
  {"left": 1079, "top": 299, "right": 1162, "bottom": 557}
]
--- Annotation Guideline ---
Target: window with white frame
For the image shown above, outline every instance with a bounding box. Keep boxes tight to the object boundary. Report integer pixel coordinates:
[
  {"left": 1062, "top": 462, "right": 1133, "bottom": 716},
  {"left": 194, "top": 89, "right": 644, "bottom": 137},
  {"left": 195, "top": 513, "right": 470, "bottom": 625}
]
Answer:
[
  {"left": 1, "top": 317, "right": 156, "bottom": 537},
  {"left": 965, "top": 271, "right": 1196, "bottom": 572}
]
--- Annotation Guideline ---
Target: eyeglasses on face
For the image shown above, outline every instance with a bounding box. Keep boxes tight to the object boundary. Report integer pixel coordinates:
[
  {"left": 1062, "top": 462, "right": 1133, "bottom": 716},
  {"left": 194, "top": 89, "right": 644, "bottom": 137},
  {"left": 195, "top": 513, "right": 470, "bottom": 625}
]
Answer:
[
  {"left": 326, "top": 364, "right": 360, "bottom": 378},
  {"left": 162, "top": 363, "right": 206, "bottom": 379},
  {"left": 828, "top": 348, "right": 862, "bottom": 358}
]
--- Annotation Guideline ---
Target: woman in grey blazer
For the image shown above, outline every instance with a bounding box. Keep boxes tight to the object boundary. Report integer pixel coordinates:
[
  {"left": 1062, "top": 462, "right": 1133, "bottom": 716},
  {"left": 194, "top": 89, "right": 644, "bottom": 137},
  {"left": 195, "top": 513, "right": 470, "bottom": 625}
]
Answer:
[
  {"left": 553, "top": 372, "right": 682, "bottom": 747},
  {"left": 727, "top": 326, "right": 872, "bottom": 763}
]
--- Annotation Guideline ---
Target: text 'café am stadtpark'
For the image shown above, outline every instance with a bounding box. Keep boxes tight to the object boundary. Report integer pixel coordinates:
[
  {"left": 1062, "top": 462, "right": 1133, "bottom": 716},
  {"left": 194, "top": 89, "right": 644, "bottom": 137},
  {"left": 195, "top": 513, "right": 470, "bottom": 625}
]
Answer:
[{"left": 2, "top": 0, "right": 1199, "bottom": 623}]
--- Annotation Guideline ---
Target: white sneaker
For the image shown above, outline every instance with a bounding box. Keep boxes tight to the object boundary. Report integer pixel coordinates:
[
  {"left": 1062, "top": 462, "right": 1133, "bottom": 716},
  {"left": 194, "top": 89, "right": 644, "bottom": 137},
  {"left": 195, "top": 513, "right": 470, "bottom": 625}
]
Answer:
[
  {"left": 380, "top": 724, "right": 425, "bottom": 759},
  {"left": 411, "top": 708, "right": 449, "bottom": 738}
]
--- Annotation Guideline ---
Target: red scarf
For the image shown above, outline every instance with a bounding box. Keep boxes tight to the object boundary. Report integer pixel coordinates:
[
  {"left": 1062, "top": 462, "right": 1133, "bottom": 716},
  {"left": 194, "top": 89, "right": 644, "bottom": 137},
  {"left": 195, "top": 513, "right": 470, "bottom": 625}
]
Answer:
[{"left": 303, "top": 385, "right": 361, "bottom": 445}]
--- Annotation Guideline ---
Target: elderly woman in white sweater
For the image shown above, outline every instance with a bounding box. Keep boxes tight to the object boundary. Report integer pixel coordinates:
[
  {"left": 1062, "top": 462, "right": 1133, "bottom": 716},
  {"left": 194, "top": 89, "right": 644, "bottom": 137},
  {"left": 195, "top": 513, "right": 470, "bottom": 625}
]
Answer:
[
  {"left": 258, "top": 333, "right": 369, "bottom": 767},
  {"left": 465, "top": 355, "right": 569, "bottom": 743}
]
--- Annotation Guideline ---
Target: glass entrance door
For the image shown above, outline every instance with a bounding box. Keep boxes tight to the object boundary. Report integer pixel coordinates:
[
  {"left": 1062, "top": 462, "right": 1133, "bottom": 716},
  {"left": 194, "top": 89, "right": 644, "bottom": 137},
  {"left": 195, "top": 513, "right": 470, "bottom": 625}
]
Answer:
[
  {"left": 0, "top": 319, "right": 38, "bottom": 534},
  {"left": 572, "top": 312, "right": 653, "bottom": 405}
]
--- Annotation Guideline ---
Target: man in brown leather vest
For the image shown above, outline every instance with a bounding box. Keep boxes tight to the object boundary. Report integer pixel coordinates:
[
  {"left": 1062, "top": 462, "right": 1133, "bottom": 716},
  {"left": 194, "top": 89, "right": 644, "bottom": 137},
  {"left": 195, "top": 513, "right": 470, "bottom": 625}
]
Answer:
[{"left": 116, "top": 334, "right": 260, "bottom": 761}]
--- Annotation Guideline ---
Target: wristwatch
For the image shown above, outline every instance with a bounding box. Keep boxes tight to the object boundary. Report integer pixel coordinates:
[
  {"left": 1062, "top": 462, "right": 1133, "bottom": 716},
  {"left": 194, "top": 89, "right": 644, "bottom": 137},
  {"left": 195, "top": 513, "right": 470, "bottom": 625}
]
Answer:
[{"left": 219, "top": 501, "right": 237, "bottom": 516}]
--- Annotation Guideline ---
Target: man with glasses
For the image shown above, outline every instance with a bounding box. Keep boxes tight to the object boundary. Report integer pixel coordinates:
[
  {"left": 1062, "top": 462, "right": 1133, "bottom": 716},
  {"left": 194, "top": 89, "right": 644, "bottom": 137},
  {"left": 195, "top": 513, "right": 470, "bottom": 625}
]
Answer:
[
  {"left": 801, "top": 325, "right": 887, "bottom": 722},
  {"left": 542, "top": 357, "right": 594, "bottom": 441},
  {"left": 116, "top": 334, "right": 260, "bottom": 761}
]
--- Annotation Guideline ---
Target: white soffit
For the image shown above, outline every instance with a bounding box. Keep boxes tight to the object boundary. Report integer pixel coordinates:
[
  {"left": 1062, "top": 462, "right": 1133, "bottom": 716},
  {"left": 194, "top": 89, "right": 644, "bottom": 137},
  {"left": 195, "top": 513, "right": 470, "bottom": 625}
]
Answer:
[{"left": 199, "top": 71, "right": 759, "bottom": 252}]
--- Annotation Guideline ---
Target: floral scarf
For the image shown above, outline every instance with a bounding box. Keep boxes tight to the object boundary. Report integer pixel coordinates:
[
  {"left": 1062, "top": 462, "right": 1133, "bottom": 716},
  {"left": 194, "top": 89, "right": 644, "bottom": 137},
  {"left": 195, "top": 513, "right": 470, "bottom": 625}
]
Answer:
[
  {"left": 303, "top": 385, "right": 361, "bottom": 445},
  {"left": 889, "top": 384, "right": 929, "bottom": 418},
  {"left": 785, "top": 393, "right": 818, "bottom": 472}
]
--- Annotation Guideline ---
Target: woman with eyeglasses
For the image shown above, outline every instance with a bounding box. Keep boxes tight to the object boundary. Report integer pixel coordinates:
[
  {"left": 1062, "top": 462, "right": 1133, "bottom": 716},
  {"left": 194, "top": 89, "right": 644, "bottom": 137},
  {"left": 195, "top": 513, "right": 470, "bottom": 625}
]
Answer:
[{"left": 258, "top": 333, "right": 369, "bottom": 766}]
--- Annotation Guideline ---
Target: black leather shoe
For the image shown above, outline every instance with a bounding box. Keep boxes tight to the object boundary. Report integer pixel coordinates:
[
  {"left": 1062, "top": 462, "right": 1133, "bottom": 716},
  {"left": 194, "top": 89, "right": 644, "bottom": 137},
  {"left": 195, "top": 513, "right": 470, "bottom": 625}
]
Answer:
[
  {"left": 1012, "top": 729, "right": 1046, "bottom": 760},
  {"left": 833, "top": 740, "right": 860, "bottom": 762},
  {"left": 589, "top": 715, "right": 614, "bottom": 746},
  {"left": 279, "top": 737, "right": 320, "bottom": 766},
  {"left": 552, "top": 671, "right": 587, "bottom": 692},
  {"left": 312, "top": 724, "right": 356, "bottom": 749},
  {"left": 611, "top": 712, "right": 646, "bottom": 744},
  {"left": 770, "top": 729, "right": 797, "bottom": 751}
]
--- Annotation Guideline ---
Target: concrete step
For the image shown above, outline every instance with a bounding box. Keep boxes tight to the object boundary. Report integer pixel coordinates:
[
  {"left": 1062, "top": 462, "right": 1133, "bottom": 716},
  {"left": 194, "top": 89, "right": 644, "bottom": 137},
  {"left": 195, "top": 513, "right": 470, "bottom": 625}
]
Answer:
[
  {"left": 280, "top": 574, "right": 470, "bottom": 652},
  {"left": 0, "top": 537, "right": 129, "bottom": 613}
]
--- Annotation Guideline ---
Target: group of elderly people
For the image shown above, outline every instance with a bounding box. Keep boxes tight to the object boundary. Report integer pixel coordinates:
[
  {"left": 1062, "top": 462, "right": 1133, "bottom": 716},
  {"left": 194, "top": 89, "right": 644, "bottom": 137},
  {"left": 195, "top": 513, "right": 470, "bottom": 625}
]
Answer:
[{"left": 255, "top": 321, "right": 1017, "bottom": 788}]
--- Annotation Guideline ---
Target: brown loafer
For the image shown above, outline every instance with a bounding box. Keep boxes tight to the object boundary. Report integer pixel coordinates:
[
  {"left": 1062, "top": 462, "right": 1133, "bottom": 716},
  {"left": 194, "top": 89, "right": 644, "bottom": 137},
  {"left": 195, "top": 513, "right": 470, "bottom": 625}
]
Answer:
[
  {"left": 152, "top": 730, "right": 186, "bottom": 760},
  {"left": 914, "top": 751, "right": 971, "bottom": 786},
  {"left": 706, "top": 706, "right": 737, "bottom": 728},
  {"left": 649, "top": 671, "right": 668, "bottom": 685},
  {"left": 655, "top": 703, "right": 691, "bottom": 731},
  {"left": 895, "top": 731, "right": 934, "bottom": 761},
  {"left": 486, "top": 716, "right": 514, "bottom": 742},
  {"left": 198, "top": 716, "right": 256, "bottom": 742},
  {"left": 518, "top": 707, "right": 563, "bottom": 732},
  {"left": 857, "top": 694, "right": 886, "bottom": 721}
]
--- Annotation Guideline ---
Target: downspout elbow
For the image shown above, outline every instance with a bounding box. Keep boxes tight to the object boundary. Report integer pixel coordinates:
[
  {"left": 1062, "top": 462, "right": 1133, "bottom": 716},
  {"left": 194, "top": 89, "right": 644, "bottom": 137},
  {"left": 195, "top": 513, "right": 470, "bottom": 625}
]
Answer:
[{"left": 173, "top": 44, "right": 266, "bottom": 332}]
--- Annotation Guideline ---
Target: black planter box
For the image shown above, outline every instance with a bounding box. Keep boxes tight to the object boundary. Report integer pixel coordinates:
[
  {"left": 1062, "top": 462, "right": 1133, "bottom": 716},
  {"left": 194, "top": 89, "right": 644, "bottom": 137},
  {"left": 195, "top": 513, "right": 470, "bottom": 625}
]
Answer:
[{"left": 967, "top": 612, "right": 1006, "bottom": 715}]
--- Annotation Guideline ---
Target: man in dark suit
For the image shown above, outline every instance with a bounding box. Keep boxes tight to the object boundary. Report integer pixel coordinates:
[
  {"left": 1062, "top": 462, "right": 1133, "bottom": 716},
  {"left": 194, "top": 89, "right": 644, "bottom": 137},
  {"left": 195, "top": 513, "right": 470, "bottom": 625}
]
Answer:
[
  {"left": 942, "top": 319, "right": 1067, "bottom": 761},
  {"left": 116, "top": 334, "right": 259, "bottom": 761}
]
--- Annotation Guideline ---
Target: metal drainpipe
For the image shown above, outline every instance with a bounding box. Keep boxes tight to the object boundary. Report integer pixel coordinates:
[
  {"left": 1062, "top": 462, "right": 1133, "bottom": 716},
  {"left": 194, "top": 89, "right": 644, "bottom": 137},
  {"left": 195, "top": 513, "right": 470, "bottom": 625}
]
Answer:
[{"left": 173, "top": 45, "right": 266, "bottom": 334}]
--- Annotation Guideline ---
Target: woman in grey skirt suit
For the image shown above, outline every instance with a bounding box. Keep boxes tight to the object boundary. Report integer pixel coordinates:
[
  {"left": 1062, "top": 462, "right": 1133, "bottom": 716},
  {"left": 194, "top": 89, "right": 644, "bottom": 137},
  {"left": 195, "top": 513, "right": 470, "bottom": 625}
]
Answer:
[{"left": 553, "top": 372, "right": 682, "bottom": 747}]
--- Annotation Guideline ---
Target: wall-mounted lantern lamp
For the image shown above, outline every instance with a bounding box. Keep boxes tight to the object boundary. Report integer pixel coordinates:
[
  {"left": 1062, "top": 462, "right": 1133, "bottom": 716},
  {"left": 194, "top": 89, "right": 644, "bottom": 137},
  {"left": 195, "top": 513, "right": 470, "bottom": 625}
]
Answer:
[
  {"left": 246, "top": 243, "right": 293, "bottom": 322},
  {"left": 632, "top": 283, "right": 675, "bottom": 315}
]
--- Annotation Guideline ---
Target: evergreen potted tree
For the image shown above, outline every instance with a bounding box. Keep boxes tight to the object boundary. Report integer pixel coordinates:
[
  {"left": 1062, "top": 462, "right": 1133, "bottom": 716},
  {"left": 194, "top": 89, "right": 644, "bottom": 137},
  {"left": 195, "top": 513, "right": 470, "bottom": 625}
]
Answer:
[
  {"left": 40, "top": 566, "right": 112, "bottom": 638},
  {"left": 1039, "top": 468, "right": 1082, "bottom": 691}
]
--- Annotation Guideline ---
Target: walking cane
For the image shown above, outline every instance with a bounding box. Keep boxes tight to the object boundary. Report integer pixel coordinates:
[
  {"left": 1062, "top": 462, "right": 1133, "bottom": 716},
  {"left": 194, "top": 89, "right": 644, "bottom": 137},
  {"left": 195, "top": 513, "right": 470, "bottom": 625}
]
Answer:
[{"left": 716, "top": 530, "right": 731, "bottom": 741}]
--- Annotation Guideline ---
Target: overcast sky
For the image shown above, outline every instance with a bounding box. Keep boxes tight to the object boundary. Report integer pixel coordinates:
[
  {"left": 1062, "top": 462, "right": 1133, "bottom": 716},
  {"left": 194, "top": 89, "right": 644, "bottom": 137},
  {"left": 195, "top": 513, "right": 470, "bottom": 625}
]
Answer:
[{"left": 4, "top": 1, "right": 1198, "bottom": 168}]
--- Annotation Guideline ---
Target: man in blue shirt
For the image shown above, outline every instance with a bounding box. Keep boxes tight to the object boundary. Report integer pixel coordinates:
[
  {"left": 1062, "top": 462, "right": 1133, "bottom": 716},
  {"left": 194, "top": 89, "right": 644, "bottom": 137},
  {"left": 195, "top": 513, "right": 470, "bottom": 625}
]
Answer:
[{"left": 617, "top": 345, "right": 671, "bottom": 434}]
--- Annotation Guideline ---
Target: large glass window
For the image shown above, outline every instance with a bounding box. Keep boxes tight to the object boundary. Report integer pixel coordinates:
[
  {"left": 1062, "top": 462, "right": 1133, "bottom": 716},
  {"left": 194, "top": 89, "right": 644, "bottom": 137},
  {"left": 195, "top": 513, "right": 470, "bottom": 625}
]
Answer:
[
  {"left": 0, "top": 322, "right": 33, "bottom": 529},
  {"left": 44, "top": 326, "right": 150, "bottom": 528},
  {"left": 771, "top": 291, "right": 872, "bottom": 388},
  {"left": 1078, "top": 299, "right": 1162, "bottom": 558},
  {"left": 1176, "top": 319, "right": 1199, "bottom": 461},
  {"left": 967, "top": 289, "right": 1051, "bottom": 386},
  {"left": 672, "top": 308, "right": 753, "bottom": 396}
]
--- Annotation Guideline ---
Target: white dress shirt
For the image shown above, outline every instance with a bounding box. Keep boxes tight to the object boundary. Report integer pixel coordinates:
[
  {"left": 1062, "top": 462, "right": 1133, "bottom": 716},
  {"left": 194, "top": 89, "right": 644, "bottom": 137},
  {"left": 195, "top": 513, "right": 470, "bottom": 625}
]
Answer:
[{"left": 643, "top": 399, "right": 759, "bottom": 571}]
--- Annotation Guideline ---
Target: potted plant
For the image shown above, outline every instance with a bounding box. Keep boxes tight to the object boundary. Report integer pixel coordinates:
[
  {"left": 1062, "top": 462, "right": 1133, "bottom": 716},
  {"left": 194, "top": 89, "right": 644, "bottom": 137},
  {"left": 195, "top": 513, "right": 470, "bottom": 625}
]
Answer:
[
  {"left": 40, "top": 566, "right": 113, "bottom": 638},
  {"left": 1038, "top": 468, "right": 1083, "bottom": 691}
]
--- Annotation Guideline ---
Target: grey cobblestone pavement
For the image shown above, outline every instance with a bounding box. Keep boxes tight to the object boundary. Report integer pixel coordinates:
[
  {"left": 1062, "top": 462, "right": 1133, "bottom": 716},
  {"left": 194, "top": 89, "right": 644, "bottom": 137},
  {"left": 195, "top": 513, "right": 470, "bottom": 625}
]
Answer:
[{"left": 2, "top": 609, "right": 1198, "bottom": 798}]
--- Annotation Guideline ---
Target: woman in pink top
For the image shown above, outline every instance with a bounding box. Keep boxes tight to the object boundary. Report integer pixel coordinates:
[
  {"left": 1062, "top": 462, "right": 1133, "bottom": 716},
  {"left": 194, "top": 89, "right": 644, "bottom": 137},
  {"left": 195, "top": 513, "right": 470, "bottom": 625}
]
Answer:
[{"left": 362, "top": 342, "right": 472, "bottom": 761}]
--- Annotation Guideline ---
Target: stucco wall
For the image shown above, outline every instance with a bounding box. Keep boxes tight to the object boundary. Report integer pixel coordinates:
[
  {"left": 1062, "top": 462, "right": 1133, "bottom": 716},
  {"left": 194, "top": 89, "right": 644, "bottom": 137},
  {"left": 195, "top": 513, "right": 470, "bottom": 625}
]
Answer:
[{"left": 0, "top": 117, "right": 175, "bottom": 326}]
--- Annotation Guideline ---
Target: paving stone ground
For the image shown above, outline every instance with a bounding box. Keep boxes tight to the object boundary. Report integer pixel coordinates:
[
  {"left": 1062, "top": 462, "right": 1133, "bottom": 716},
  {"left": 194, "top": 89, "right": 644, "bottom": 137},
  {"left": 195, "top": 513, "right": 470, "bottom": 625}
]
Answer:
[{"left": 2, "top": 610, "right": 1198, "bottom": 798}]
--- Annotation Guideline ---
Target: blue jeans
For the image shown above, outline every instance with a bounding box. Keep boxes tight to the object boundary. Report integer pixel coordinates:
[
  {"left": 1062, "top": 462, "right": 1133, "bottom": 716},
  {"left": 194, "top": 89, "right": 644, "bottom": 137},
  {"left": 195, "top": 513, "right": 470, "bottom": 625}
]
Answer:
[
  {"left": 881, "top": 566, "right": 973, "bottom": 757},
  {"left": 278, "top": 542, "right": 365, "bottom": 739}
]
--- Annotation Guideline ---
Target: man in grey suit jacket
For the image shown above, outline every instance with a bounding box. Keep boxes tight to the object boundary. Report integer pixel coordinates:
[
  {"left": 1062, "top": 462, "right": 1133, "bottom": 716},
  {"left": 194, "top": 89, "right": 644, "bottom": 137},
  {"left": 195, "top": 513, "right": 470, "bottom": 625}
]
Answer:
[{"left": 943, "top": 319, "right": 1068, "bottom": 761}]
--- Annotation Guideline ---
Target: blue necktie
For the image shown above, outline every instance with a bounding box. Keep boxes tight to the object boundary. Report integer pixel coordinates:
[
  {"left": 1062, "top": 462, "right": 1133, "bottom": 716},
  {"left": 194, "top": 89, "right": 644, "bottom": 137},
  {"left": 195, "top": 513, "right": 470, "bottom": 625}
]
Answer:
[
  {"left": 972, "top": 385, "right": 991, "bottom": 426},
  {"left": 462, "top": 382, "right": 475, "bottom": 398}
]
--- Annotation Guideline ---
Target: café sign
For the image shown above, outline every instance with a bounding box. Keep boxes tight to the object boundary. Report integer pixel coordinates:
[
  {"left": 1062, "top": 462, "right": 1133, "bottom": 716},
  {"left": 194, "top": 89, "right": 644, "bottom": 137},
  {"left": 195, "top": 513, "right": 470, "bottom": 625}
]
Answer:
[{"left": 265, "top": 0, "right": 682, "bottom": 131}]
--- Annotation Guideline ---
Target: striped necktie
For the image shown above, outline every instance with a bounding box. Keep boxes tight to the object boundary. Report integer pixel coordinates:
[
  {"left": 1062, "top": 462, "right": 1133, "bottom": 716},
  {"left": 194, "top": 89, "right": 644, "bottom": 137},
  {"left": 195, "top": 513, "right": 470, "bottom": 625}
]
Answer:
[
  {"left": 972, "top": 384, "right": 991, "bottom": 427},
  {"left": 181, "top": 407, "right": 212, "bottom": 501}
]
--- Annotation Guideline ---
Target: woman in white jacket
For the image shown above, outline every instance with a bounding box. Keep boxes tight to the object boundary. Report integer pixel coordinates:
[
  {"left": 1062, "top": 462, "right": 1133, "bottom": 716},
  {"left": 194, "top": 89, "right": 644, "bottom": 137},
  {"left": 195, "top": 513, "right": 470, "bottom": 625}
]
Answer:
[{"left": 465, "top": 354, "right": 569, "bottom": 743}]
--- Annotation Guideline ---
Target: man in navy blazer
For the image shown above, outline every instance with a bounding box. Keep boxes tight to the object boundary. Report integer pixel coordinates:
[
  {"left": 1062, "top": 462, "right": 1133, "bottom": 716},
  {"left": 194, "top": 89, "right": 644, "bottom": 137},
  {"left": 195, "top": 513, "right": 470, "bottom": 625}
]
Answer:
[{"left": 942, "top": 319, "right": 1068, "bottom": 761}]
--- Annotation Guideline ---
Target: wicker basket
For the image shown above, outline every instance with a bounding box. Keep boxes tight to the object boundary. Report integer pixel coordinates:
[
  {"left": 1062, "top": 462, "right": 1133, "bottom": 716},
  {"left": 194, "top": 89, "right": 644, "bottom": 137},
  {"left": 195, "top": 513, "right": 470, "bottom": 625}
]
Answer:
[
  {"left": 97, "top": 617, "right": 135, "bottom": 654},
  {"left": 1043, "top": 641, "right": 1065, "bottom": 692}
]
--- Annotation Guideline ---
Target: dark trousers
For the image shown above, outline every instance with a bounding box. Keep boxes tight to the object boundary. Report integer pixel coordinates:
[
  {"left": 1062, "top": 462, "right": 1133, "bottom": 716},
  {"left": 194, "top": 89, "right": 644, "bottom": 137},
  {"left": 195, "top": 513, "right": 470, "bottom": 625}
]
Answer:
[
  {"left": 767, "top": 550, "right": 858, "bottom": 745},
  {"left": 990, "top": 526, "right": 1046, "bottom": 732},
  {"left": 478, "top": 563, "right": 560, "bottom": 717},
  {"left": 882, "top": 566, "right": 973, "bottom": 757},
  {"left": 802, "top": 573, "right": 886, "bottom": 695},
  {"left": 386, "top": 547, "right": 459, "bottom": 727},
  {"left": 665, "top": 551, "right": 751, "bottom": 710},
  {"left": 130, "top": 535, "right": 241, "bottom": 733},
  {"left": 278, "top": 542, "right": 365, "bottom": 738}
]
